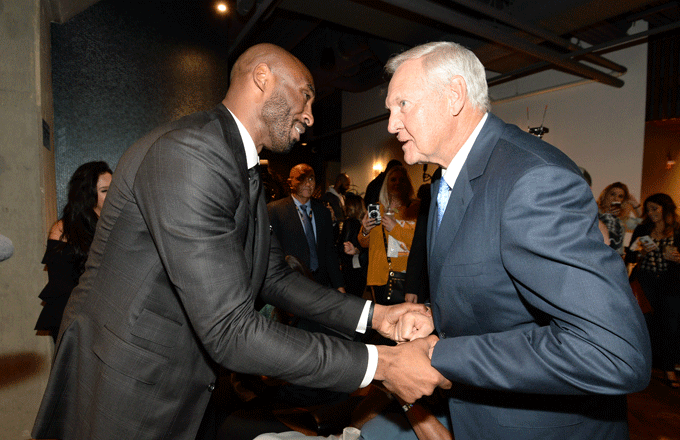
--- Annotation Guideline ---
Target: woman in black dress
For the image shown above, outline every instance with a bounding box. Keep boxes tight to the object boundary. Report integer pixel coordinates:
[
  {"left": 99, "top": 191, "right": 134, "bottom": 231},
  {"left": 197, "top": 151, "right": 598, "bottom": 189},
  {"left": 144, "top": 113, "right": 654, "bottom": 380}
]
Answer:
[
  {"left": 340, "top": 192, "right": 368, "bottom": 298},
  {"left": 627, "top": 193, "right": 680, "bottom": 387},
  {"left": 35, "top": 161, "right": 112, "bottom": 343}
]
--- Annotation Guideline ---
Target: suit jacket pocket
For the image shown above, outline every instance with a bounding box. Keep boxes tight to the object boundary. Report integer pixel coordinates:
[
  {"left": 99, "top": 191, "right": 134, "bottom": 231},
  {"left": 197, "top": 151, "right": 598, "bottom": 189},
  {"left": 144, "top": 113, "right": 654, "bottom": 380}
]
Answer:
[
  {"left": 130, "top": 308, "right": 183, "bottom": 348},
  {"left": 93, "top": 325, "right": 167, "bottom": 385}
]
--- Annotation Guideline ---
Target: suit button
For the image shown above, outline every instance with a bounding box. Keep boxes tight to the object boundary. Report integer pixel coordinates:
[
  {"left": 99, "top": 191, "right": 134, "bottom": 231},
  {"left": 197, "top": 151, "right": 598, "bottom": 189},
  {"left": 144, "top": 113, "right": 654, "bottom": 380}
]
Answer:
[
  {"left": 207, "top": 383, "right": 215, "bottom": 392},
  {"left": 439, "top": 331, "right": 446, "bottom": 339}
]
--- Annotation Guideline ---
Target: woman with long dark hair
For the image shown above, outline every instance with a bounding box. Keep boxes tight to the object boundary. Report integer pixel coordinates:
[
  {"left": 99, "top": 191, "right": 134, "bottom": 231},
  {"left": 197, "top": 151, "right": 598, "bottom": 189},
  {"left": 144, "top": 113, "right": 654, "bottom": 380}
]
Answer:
[
  {"left": 627, "top": 193, "right": 680, "bottom": 387},
  {"left": 35, "top": 161, "right": 112, "bottom": 343}
]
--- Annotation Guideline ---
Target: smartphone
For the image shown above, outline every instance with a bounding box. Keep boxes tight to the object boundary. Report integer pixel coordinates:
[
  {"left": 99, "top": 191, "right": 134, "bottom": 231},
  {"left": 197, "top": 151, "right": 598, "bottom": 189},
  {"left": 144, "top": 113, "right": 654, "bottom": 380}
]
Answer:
[
  {"left": 367, "top": 204, "right": 381, "bottom": 224},
  {"left": 638, "top": 235, "right": 658, "bottom": 251}
]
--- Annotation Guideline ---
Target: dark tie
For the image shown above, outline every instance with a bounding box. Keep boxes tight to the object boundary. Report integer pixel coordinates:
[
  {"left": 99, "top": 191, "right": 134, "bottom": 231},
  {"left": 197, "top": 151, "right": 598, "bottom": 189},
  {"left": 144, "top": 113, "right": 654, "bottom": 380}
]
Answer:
[
  {"left": 249, "top": 165, "right": 261, "bottom": 206},
  {"left": 300, "top": 204, "right": 319, "bottom": 271}
]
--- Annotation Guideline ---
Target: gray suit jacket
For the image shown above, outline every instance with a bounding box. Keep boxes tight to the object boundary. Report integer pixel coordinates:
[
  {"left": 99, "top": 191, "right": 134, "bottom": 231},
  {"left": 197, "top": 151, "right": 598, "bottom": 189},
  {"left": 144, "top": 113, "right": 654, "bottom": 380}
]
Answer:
[
  {"left": 428, "top": 113, "right": 651, "bottom": 440},
  {"left": 32, "top": 105, "right": 368, "bottom": 440}
]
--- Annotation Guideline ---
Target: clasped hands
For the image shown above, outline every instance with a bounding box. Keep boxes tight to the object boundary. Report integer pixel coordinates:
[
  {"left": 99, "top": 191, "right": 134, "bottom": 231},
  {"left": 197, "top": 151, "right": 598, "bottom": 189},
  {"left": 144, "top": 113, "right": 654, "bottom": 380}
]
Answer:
[{"left": 372, "top": 303, "right": 452, "bottom": 404}]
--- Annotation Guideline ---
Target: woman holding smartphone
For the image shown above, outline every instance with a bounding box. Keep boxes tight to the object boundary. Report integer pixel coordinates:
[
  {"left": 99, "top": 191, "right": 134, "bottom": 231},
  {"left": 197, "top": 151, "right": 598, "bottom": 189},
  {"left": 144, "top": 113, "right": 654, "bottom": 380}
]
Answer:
[
  {"left": 626, "top": 193, "right": 680, "bottom": 387},
  {"left": 358, "top": 166, "right": 419, "bottom": 305},
  {"left": 597, "top": 182, "right": 643, "bottom": 255}
]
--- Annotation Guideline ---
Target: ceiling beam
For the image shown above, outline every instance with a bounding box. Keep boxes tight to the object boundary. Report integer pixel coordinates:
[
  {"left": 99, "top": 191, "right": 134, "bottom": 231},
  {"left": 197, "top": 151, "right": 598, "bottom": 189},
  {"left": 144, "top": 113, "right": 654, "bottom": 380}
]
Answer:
[
  {"left": 445, "top": 0, "right": 627, "bottom": 73},
  {"left": 380, "top": 0, "right": 625, "bottom": 87},
  {"left": 227, "top": 0, "right": 283, "bottom": 62},
  {"left": 488, "top": 18, "right": 680, "bottom": 86}
]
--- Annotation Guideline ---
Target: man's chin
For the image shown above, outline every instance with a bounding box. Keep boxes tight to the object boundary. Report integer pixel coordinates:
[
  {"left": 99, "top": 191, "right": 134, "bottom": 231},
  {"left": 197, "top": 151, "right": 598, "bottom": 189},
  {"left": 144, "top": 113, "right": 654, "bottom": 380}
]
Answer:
[
  {"left": 268, "top": 140, "right": 296, "bottom": 154},
  {"left": 402, "top": 151, "right": 420, "bottom": 166}
]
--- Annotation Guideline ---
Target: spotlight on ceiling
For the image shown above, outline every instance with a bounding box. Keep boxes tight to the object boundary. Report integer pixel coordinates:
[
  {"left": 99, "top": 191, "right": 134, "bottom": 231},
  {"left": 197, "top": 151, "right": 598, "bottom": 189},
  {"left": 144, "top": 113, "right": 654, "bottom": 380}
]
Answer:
[{"left": 216, "top": 2, "right": 228, "bottom": 14}]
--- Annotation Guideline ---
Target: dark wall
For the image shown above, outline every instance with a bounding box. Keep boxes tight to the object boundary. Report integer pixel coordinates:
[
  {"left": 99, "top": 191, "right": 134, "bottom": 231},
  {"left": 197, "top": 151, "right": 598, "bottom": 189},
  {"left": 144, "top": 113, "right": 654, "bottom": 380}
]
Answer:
[{"left": 51, "top": 0, "right": 231, "bottom": 212}]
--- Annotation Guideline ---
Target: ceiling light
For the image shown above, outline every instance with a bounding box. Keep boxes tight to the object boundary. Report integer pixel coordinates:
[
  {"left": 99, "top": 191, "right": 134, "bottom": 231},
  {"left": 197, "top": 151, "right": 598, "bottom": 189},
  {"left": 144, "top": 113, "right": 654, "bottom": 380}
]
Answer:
[{"left": 216, "top": 2, "right": 228, "bottom": 14}]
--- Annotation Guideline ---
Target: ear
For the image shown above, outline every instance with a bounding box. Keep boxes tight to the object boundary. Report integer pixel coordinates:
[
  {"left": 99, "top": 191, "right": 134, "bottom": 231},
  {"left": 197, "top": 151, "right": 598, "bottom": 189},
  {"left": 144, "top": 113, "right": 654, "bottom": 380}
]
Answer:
[
  {"left": 447, "top": 76, "right": 467, "bottom": 116},
  {"left": 253, "top": 62, "right": 271, "bottom": 93}
]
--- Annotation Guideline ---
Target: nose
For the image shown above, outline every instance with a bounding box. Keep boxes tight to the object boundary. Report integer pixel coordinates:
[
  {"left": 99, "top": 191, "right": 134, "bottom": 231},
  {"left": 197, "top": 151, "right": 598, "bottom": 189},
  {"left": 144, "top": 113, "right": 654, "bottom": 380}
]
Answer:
[
  {"left": 387, "top": 111, "right": 402, "bottom": 134},
  {"left": 302, "top": 104, "right": 314, "bottom": 128}
]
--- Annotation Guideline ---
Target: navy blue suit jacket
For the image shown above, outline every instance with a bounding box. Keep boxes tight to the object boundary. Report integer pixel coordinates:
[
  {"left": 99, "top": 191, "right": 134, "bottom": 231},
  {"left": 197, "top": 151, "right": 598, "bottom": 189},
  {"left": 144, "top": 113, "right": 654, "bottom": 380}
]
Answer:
[{"left": 428, "top": 113, "right": 651, "bottom": 440}]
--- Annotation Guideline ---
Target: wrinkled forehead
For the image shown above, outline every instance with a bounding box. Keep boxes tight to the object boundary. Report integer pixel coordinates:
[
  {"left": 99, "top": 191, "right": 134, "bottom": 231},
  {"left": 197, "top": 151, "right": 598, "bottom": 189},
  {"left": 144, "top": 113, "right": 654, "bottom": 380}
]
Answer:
[{"left": 385, "top": 58, "right": 424, "bottom": 106}]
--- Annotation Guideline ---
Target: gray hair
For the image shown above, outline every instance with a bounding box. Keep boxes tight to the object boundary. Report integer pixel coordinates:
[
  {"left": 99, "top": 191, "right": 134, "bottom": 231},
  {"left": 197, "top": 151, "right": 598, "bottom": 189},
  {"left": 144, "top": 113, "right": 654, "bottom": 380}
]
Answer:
[{"left": 385, "top": 41, "right": 490, "bottom": 112}]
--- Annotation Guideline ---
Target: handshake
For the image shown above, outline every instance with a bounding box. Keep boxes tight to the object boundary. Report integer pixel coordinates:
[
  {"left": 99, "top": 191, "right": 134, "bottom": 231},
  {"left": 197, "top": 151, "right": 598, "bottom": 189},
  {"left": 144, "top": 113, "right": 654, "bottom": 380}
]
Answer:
[{"left": 370, "top": 303, "right": 453, "bottom": 404}]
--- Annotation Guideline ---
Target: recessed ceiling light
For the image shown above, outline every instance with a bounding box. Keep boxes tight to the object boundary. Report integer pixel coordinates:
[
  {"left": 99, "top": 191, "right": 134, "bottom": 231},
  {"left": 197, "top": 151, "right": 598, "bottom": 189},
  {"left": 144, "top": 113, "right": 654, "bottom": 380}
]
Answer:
[{"left": 216, "top": 2, "right": 228, "bottom": 14}]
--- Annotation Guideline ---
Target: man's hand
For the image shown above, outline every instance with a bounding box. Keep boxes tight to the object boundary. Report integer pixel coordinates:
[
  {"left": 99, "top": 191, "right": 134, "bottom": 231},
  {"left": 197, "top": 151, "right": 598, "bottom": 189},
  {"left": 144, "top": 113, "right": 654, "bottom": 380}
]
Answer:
[
  {"left": 393, "top": 310, "right": 435, "bottom": 342},
  {"left": 373, "top": 303, "right": 433, "bottom": 342},
  {"left": 404, "top": 293, "right": 418, "bottom": 303},
  {"left": 375, "top": 335, "right": 452, "bottom": 403}
]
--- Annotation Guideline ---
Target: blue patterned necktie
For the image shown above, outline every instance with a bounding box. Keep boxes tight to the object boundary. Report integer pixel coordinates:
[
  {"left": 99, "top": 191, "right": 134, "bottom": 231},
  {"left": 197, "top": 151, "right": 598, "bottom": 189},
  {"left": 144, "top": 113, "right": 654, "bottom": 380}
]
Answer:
[
  {"left": 436, "top": 179, "right": 451, "bottom": 229},
  {"left": 300, "top": 204, "right": 319, "bottom": 271}
]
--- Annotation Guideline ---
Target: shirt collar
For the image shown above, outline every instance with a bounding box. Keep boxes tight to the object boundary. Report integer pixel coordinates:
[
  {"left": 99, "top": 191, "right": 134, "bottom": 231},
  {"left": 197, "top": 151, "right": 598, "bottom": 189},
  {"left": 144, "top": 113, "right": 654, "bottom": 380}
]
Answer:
[
  {"left": 292, "top": 196, "right": 310, "bottom": 211},
  {"left": 226, "top": 108, "right": 259, "bottom": 169},
  {"left": 441, "top": 112, "right": 488, "bottom": 189}
]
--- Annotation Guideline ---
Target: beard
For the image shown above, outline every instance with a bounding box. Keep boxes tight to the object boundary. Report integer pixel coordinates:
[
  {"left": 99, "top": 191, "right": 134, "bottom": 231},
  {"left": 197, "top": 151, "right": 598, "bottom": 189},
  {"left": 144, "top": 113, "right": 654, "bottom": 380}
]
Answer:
[{"left": 262, "top": 91, "right": 296, "bottom": 153}]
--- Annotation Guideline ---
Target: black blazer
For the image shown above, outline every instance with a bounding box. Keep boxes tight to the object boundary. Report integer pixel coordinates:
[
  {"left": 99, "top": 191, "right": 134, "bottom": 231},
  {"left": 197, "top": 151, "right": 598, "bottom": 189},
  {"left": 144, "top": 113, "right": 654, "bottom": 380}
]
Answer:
[
  {"left": 268, "top": 195, "right": 345, "bottom": 289},
  {"left": 627, "top": 222, "right": 680, "bottom": 280},
  {"left": 33, "top": 105, "right": 368, "bottom": 440}
]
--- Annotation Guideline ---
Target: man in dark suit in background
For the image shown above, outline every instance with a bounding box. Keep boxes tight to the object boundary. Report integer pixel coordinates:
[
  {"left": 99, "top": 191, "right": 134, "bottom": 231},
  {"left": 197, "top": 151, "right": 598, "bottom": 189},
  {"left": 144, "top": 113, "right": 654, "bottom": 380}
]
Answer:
[
  {"left": 32, "top": 43, "right": 445, "bottom": 440},
  {"left": 268, "top": 164, "right": 345, "bottom": 292},
  {"left": 383, "top": 41, "right": 651, "bottom": 440}
]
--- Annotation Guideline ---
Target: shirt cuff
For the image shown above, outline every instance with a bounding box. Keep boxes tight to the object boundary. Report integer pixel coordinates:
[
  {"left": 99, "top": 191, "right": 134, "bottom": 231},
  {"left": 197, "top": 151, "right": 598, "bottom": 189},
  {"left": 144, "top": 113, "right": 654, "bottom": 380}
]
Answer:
[
  {"left": 356, "top": 300, "right": 372, "bottom": 334},
  {"left": 360, "top": 344, "right": 378, "bottom": 388}
]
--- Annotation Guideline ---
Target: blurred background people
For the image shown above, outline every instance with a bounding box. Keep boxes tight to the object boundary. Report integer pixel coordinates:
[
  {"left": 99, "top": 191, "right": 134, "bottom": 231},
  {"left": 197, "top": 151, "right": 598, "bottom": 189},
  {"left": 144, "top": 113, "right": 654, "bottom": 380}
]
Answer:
[
  {"left": 626, "top": 193, "right": 680, "bottom": 388},
  {"left": 268, "top": 163, "right": 346, "bottom": 294},
  {"left": 359, "top": 166, "right": 418, "bottom": 305},
  {"left": 597, "top": 182, "right": 643, "bottom": 255},
  {"left": 322, "top": 172, "right": 352, "bottom": 235},
  {"left": 34, "top": 161, "right": 112, "bottom": 343},
  {"left": 340, "top": 192, "right": 368, "bottom": 299},
  {"left": 403, "top": 168, "right": 440, "bottom": 304},
  {"left": 364, "top": 159, "right": 402, "bottom": 207}
]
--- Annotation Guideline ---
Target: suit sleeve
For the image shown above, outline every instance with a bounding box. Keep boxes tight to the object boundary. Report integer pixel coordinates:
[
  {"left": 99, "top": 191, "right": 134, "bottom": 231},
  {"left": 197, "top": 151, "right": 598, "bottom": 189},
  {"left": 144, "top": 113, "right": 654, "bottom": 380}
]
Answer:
[
  {"left": 134, "top": 130, "right": 368, "bottom": 392},
  {"left": 431, "top": 165, "right": 651, "bottom": 395}
]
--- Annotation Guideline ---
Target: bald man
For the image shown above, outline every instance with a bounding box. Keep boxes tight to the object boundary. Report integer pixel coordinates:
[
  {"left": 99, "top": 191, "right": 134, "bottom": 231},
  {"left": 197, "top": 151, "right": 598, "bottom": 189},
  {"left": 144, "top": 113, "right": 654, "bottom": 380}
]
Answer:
[{"left": 32, "top": 44, "right": 442, "bottom": 440}]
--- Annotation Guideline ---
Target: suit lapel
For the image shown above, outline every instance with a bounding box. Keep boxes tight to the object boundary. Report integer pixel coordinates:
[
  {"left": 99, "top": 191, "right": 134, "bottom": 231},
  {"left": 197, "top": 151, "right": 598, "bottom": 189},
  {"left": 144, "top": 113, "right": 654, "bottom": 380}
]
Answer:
[
  {"left": 288, "top": 197, "right": 312, "bottom": 265},
  {"left": 214, "top": 104, "right": 269, "bottom": 294},
  {"left": 427, "top": 114, "right": 505, "bottom": 301},
  {"left": 428, "top": 170, "right": 473, "bottom": 300},
  {"left": 250, "top": 184, "right": 269, "bottom": 295}
]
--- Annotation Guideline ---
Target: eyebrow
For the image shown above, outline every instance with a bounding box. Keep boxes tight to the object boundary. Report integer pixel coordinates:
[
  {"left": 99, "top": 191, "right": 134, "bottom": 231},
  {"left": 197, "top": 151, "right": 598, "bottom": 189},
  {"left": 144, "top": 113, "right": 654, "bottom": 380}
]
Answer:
[
  {"left": 385, "top": 93, "right": 398, "bottom": 110},
  {"left": 307, "top": 83, "right": 316, "bottom": 98}
]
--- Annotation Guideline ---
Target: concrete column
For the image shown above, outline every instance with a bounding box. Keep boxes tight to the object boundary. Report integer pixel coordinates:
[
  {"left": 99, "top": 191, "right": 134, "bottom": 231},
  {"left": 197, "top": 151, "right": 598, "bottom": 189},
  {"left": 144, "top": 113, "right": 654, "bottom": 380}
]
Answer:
[{"left": 0, "top": 0, "right": 57, "bottom": 437}]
